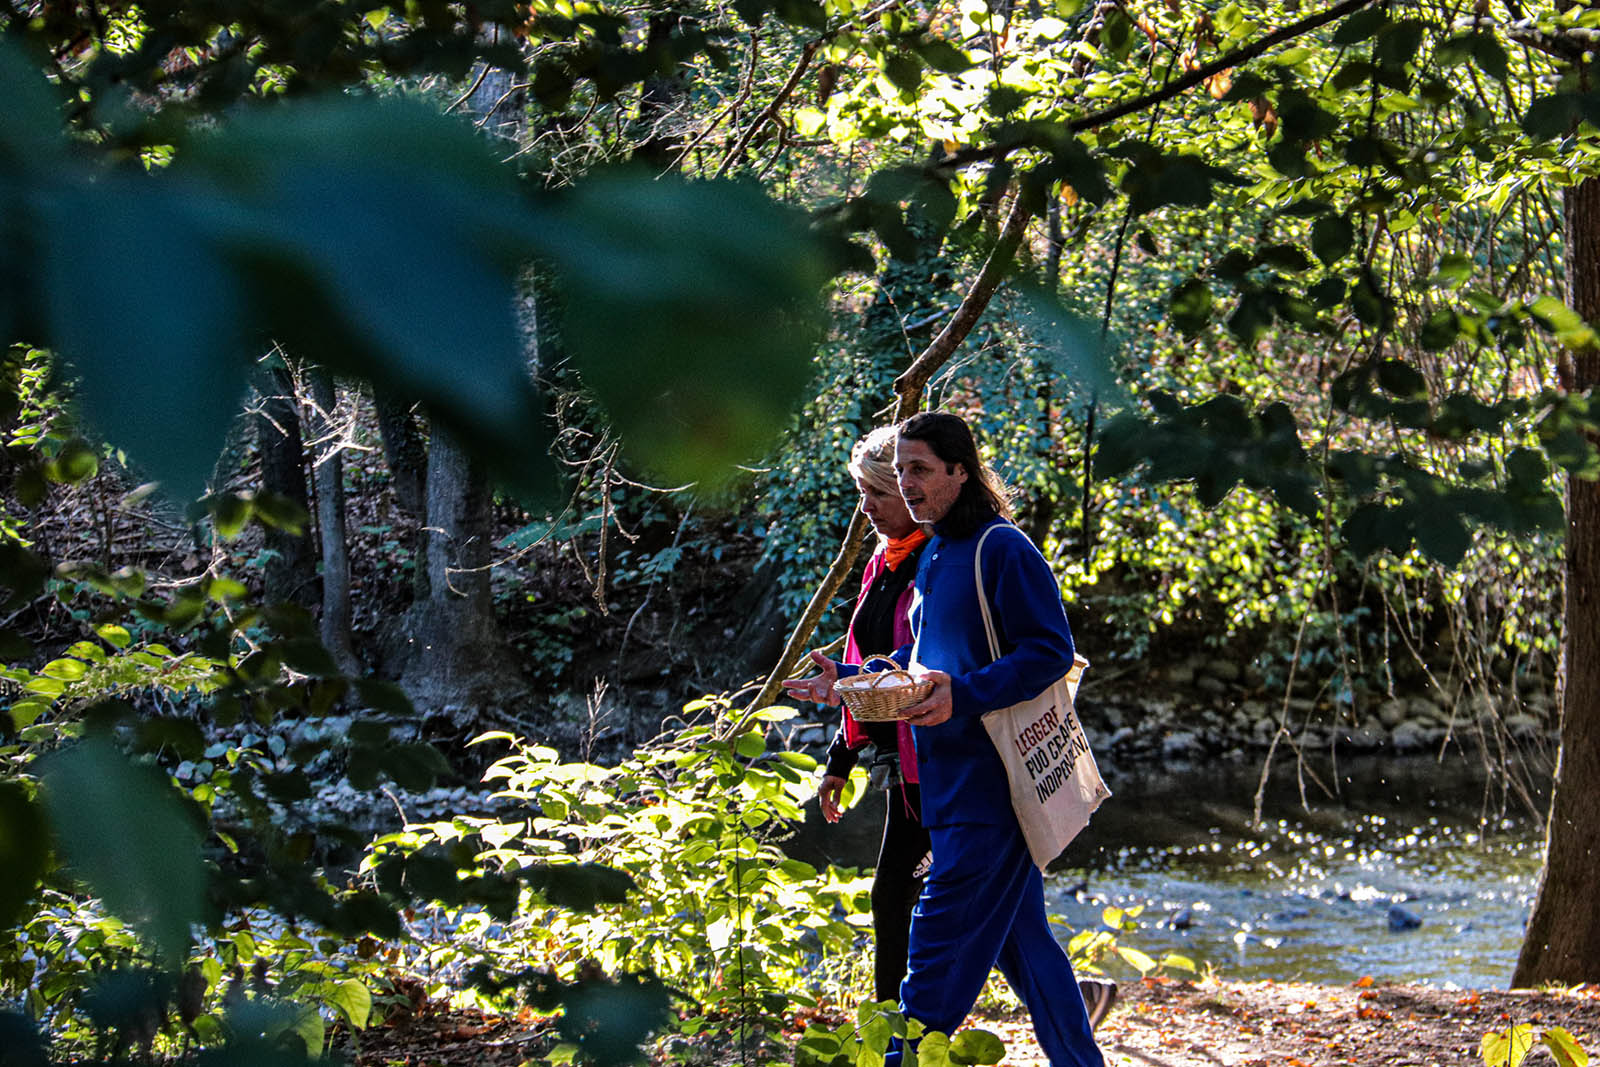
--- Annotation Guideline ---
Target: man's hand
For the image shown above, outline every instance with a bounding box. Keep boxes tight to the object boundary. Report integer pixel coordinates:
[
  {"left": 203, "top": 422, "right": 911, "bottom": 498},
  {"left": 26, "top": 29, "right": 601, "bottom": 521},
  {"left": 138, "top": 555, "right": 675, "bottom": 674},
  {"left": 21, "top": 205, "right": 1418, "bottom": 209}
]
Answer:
[
  {"left": 817, "top": 774, "right": 847, "bottom": 822},
  {"left": 902, "top": 669, "right": 953, "bottom": 726},
  {"left": 781, "top": 649, "right": 841, "bottom": 707}
]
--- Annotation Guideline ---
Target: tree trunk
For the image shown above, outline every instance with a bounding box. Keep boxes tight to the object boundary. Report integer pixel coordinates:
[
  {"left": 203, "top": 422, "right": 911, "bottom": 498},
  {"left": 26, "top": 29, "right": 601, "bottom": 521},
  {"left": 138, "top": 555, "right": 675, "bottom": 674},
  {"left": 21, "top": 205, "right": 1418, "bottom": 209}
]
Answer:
[
  {"left": 253, "top": 364, "right": 315, "bottom": 607},
  {"left": 373, "top": 390, "right": 426, "bottom": 521},
  {"left": 397, "top": 425, "right": 529, "bottom": 720},
  {"left": 392, "top": 56, "right": 531, "bottom": 724},
  {"left": 632, "top": 15, "right": 687, "bottom": 172},
  {"left": 1513, "top": 175, "right": 1600, "bottom": 987},
  {"left": 307, "top": 368, "right": 360, "bottom": 673}
]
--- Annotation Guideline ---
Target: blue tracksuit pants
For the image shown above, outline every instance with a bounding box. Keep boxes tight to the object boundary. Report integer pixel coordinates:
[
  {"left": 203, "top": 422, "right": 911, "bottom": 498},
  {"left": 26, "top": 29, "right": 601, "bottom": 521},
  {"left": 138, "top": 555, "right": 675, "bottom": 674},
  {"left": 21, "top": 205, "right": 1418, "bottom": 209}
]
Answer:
[{"left": 886, "top": 818, "right": 1102, "bottom": 1067}]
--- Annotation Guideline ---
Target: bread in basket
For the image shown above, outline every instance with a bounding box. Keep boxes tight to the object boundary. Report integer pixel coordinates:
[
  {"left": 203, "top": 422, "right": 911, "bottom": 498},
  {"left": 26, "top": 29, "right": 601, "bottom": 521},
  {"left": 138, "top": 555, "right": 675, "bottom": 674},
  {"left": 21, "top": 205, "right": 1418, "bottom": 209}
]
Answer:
[{"left": 833, "top": 655, "right": 933, "bottom": 722}]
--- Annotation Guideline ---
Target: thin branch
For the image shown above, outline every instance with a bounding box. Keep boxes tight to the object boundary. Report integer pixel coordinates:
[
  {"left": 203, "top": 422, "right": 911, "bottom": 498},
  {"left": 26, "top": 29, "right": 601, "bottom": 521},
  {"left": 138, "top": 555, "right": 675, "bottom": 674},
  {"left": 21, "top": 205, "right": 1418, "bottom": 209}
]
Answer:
[
  {"left": 447, "top": 62, "right": 494, "bottom": 114},
  {"left": 671, "top": 36, "right": 762, "bottom": 178},
  {"left": 893, "top": 191, "right": 1035, "bottom": 409},
  {"left": 715, "top": 40, "right": 819, "bottom": 179}
]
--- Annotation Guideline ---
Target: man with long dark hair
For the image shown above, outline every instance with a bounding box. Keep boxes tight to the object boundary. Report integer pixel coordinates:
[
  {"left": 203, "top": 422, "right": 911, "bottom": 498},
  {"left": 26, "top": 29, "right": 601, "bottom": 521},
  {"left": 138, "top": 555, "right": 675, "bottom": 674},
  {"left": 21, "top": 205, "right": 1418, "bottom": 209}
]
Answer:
[{"left": 793, "top": 411, "right": 1107, "bottom": 1065}]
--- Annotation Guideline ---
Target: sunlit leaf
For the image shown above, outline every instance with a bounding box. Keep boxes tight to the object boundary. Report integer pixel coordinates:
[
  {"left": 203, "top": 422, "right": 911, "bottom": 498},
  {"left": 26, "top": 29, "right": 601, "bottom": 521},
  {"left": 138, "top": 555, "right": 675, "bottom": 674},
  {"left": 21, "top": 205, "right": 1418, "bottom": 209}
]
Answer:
[
  {"left": 1542, "top": 1026, "right": 1589, "bottom": 1067},
  {"left": 949, "top": 1028, "right": 1005, "bottom": 1065},
  {"left": 326, "top": 978, "right": 372, "bottom": 1030},
  {"left": 1481, "top": 1024, "right": 1535, "bottom": 1067}
]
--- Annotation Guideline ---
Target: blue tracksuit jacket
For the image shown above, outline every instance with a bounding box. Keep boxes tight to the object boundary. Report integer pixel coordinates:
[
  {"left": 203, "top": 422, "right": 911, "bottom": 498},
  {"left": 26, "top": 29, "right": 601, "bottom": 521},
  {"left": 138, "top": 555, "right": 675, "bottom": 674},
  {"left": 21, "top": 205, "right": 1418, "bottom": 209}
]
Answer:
[{"left": 899, "top": 516, "right": 1076, "bottom": 827}]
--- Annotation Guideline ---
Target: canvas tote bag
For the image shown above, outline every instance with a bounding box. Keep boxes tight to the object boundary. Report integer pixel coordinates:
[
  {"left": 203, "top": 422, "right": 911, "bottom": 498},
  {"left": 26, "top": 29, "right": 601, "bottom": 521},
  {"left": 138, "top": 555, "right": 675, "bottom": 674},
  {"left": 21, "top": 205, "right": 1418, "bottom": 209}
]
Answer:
[{"left": 974, "top": 524, "right": 1111, "bottom": 870}]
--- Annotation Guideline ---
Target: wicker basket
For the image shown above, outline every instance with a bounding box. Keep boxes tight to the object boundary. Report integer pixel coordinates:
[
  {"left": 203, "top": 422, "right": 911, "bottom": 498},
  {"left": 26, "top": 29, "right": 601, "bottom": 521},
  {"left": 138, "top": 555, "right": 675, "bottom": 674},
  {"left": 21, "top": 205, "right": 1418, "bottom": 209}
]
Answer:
[{"left": 833, "top": 656, "right": 933, "bottom": 722}]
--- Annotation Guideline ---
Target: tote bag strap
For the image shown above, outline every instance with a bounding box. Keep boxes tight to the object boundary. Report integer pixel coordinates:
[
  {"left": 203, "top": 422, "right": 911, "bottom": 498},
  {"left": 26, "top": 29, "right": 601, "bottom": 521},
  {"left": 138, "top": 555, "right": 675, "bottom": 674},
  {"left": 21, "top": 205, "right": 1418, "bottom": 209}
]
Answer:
[
  {"left": 972, "top": 524, "right": 1005, "bottom": 663},
  {"left": 974, "top": 523, "right": 1091, "bottom": 687}
]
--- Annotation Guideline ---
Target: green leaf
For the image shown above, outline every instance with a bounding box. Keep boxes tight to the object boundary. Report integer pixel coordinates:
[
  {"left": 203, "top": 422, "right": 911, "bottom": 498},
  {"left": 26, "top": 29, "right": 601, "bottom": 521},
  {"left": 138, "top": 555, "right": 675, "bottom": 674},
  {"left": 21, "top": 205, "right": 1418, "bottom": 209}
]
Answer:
[
  {"left": 1116, "top": 945, "right": 1158, "bottom": 974},
  {"left": 46, "top": 438, "right": 100, "bottom": 484},
  {"left": 96, "top": 623, "right": 132, "bottom": 649},
  {"left": 1332, "top": 7, "right": 1389, "bottom": 45},
  {"left": 39, "top": 737, "right": 204, "bottom": 962},
  {"left": 1376, "top": 360, "right": 1427, "bottom": 401},
  {"left": 1413, "top": 509, "right": 1471, "bottom": 565},
  {"left": 556, "top": 975, "right": 673, "bottom": 1066},
  {"left": 1255, "top": 244, "right": 1312, "bottom": 272},
  {"left": 1170, "top": 280, "right": 1214, "bottom": 335},
  {"left": 777, "top": 751, "right": 818, "bottom": 771},
  {"left": 1374, "top": 19, "right": 1426, "bottom": 68},
  {"left": 523, "top": 863, "right": 636, "bottom": 911},
  {"left": 1433, "top": 252, "right": 1475, "bottom": 288},
  {"left": 326, "top": 977, "right": 372, "bottom": 1030},
  {"left": 1351, "top": 273, "right": 1394, "bottom": 329},
  {"left": 1310, "top": 216, "right": 1354, "bottom": 265},
  {"left": 1482, "top": 1024, "right": 1535, "bottom": 1067},
  {"left": 377, "top": 742, "right": 451, "bottom": 791},
  {"left": 1528, "top": 295, "right": 1598, "bottom": 350},
  {"left": 884, "top": 53, "right": 923, "bottom": 93},
  {"left": 1470, "top": 33, "right": 1509, "bottom": 81},
  {"left": 40, "top": 658, "right": 87, "bottom": 682},
  {"left": 274, "top": 639, "right": 343, "bottom": 678},
  {"left": 1506, "top": 447, "right": 1549, "bottom": 487},
  {"left": 917, "top": 1031, "right": 953, "bottom": 1067},
  {"left": 1540, "top": 1026, "right": 1588, "bottom": 1067},
  {"left": 205, "top": 493, "right": 253, "bottom": 540},
  {"left": 290, "top": 1002, "right": 326, "bottom": 1058},
  {"left": 40, "top": 179, "right": 251, "bottom": 504},
  {"left": 734, "top": 729, "right": 768, "bottom": 758},
  {"left": 186, "top": 97, "right": 556, "bottom": 497},
  {"left": 0, "top": 782, "right": 48, "bottom": 929},
  {"left": 915, "top": 39, "right": 973, "bottom": 74},
  {"left": 1523, "top": 95, "right": 1580, "bottom": 141},
  {"left": 550, "top": 171, "right": 831, "bottom": 486},
  {"left": 1419, "top": 310, "right": 1460, "bottom": 351},
  {"left": 355, "top": 678, "right": 416, "bottom": 715},
  {"left": 948, "top": 1028, "right": 1006, "bottom": 1066}
]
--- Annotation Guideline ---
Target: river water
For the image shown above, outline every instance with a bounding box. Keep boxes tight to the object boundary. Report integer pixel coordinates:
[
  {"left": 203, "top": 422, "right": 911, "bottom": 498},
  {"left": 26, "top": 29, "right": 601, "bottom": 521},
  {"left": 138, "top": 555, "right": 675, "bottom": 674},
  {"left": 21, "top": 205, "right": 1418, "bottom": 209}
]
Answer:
[{"left": 790, "top": 751, "right": 1550, "bottom": 990}]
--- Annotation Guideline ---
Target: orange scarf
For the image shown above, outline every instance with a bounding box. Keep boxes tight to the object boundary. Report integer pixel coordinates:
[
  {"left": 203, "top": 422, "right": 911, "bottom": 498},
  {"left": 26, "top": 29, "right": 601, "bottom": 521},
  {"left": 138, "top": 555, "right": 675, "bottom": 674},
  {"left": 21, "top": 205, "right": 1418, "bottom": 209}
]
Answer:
[{"left": 883, "top": 528, "right": 928, "bottom": 573}]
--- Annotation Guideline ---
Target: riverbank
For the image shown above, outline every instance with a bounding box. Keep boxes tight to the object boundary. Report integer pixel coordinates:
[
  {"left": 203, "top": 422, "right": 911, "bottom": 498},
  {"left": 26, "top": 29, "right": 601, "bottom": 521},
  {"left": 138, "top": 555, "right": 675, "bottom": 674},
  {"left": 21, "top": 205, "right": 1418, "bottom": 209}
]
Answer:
[{"left": 336, "top": 977, "right": 1600, "bottom": 1066}]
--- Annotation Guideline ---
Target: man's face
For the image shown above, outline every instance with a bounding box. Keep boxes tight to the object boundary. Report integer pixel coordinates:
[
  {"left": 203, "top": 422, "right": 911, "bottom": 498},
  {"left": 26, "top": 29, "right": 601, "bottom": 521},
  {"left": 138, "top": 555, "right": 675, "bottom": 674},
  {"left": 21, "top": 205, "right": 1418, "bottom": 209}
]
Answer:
[{"left": 895, "top": 437, "right": 967, "bottom": 525}]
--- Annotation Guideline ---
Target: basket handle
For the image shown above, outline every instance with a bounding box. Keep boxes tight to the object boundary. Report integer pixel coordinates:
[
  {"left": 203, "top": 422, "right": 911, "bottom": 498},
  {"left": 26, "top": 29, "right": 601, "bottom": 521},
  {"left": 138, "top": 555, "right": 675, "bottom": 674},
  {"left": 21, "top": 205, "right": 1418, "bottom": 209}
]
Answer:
[{"left": 858, "top": 655, "right": 904, "bottom": 675}]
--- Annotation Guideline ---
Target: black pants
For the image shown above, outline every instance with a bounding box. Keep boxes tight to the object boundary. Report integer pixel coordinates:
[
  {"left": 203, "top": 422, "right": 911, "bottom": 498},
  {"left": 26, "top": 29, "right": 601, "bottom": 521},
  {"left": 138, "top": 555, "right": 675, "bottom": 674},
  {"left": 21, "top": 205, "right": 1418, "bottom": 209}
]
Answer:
[{"left": 871, "top": 783, "right": 932, "bottom": 1003}]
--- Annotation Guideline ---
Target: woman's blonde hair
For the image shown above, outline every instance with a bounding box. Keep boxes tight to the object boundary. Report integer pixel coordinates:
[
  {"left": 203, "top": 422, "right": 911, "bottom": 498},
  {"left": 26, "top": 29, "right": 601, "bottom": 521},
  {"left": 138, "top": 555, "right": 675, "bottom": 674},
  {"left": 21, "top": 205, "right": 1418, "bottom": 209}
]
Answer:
[{"left": 848, "top": 425, "right": 900, "bottom": 497}]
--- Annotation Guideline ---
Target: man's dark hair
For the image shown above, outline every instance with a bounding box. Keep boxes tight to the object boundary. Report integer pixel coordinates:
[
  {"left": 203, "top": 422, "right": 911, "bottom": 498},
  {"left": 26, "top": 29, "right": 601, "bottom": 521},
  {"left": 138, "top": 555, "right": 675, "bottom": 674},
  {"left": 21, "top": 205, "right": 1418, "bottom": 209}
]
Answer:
[{"left": 897, "top": 411, "right": 1013, "bottom": 538}]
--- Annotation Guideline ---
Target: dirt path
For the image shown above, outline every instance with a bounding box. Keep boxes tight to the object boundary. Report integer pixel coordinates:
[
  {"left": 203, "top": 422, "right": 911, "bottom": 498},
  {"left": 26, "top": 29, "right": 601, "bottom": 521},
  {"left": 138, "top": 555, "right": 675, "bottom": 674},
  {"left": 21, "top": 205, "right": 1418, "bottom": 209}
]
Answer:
[
  {"left": 342, "top": 978, "right": 1600, "bottom": 1067},
  {"left": 983, "top": 978, "right": 1600, "bottom": 1067}
]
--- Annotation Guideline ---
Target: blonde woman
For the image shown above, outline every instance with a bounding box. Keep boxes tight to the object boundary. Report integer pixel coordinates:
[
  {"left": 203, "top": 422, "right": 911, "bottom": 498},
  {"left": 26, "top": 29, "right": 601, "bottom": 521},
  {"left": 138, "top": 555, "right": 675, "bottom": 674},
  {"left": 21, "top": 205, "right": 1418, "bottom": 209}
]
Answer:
[{"left": 785, "top": 425, "right": 930, "bottom": 1003}]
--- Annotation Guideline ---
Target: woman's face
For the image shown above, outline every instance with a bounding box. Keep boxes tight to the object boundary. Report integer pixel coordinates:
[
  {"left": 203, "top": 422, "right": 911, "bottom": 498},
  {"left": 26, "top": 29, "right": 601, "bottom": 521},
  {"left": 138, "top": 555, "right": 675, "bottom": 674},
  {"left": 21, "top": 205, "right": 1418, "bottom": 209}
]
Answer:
[{"left": 855, "top": 475, "right": 919, "bottom": 541}]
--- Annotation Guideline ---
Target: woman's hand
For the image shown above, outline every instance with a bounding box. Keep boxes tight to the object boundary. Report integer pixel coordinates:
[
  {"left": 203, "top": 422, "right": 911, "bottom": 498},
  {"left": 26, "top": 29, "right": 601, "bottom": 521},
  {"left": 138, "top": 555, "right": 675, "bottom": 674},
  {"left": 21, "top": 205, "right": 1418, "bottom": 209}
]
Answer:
[
  {"left": 817, "top": 775, "right": 847, "bottom": 823},
  {"left": 781, "top": 650, "right": 841, "bottom": 707}
]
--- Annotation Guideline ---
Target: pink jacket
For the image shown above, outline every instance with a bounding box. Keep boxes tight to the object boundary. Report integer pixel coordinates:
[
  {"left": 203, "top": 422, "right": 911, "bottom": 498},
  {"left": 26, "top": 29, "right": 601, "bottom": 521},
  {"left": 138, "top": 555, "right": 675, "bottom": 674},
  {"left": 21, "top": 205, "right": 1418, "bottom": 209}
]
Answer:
[{"left": 840, "top": 548, "right": 920, "bottom": 784}]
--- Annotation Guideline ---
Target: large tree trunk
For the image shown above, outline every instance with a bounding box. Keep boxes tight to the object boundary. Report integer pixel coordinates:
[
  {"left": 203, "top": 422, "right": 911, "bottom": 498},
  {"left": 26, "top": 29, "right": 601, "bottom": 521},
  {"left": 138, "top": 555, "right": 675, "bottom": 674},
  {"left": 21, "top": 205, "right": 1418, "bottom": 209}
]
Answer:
[
  {"left": 307, "top": 367, "right": 360, "bottom": 673},
  {"left": 393, "top": 57, "right": 531, "bottom": 724},
  {"left": 253, "top": 364, "right": 315, "bottom": 607},
  {"left": 1513, "top": 175, "right": 1600, "bottom": 987},
  {"left": 397, "top": 425, "right": 529, "bottom": 720}
]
